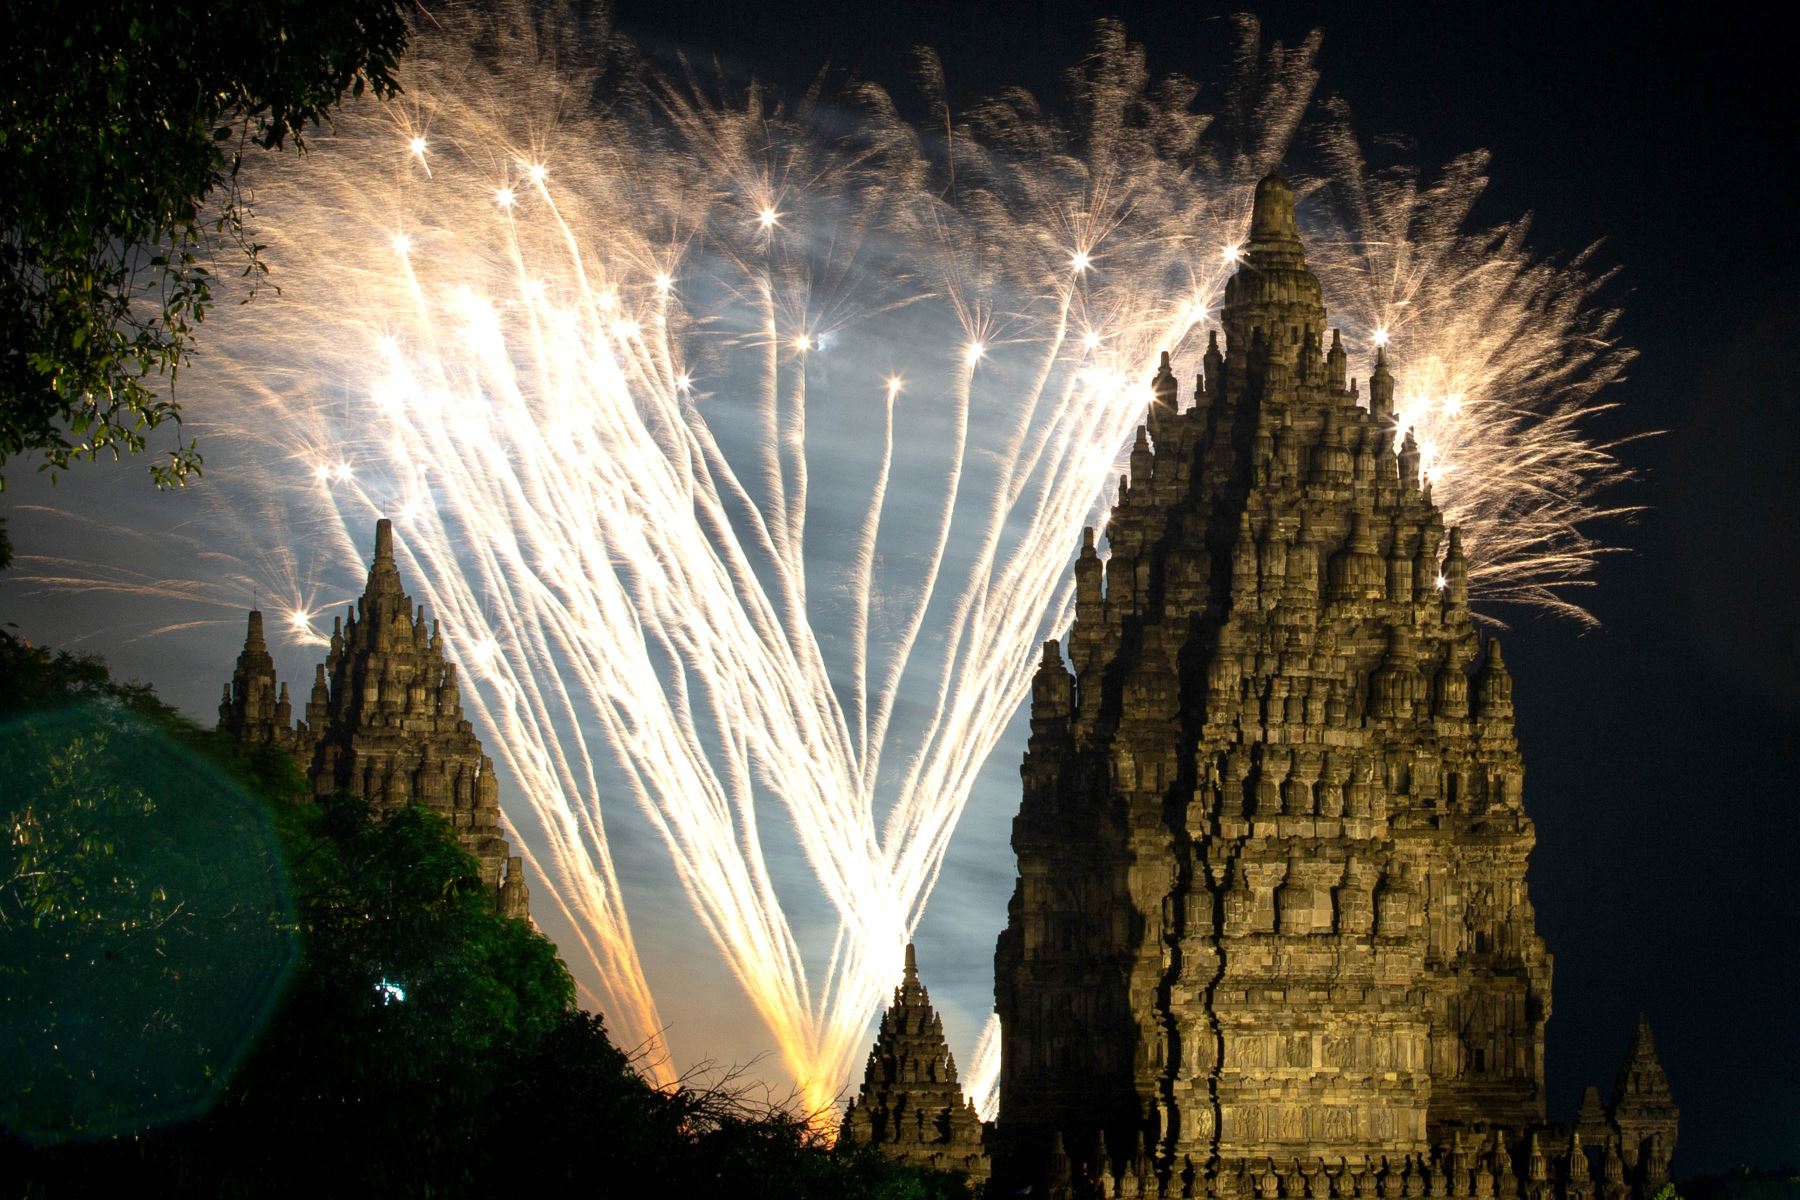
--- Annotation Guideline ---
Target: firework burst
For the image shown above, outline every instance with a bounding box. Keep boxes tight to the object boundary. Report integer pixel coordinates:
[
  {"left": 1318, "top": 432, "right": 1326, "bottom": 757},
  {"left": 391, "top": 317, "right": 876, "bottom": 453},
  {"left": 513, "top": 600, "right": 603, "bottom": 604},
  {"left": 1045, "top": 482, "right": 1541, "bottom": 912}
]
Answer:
[{"left": 20, "top": 6, "right": 1636, "bottom": 1114}]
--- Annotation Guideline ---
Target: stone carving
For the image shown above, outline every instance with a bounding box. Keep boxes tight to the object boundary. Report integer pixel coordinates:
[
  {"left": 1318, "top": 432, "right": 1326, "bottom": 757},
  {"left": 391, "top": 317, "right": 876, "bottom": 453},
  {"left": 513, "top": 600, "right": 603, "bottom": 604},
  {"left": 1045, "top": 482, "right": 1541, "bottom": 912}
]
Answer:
[{"left": 220, "top": 519, "right": 529, "bottom": 919}]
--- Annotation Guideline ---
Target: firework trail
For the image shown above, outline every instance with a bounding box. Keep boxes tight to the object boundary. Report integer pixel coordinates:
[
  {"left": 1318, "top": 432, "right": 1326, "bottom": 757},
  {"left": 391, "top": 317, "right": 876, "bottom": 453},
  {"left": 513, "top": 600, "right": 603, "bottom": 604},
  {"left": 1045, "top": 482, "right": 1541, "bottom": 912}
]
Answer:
[{"left": 27, "top": 6, "right": 1635, "bottom": 1111}]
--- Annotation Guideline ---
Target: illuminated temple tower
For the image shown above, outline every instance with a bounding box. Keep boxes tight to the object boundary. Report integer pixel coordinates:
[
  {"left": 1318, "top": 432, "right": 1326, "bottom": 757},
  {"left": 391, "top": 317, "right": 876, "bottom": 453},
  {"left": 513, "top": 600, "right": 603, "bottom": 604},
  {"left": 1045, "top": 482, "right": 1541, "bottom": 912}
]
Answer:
[
  {"left": 220, "top": 519, "right": 529, "bottom": 920},
  {"left": 974, "top": 176, "right": 1675, "bottom": 1197}
]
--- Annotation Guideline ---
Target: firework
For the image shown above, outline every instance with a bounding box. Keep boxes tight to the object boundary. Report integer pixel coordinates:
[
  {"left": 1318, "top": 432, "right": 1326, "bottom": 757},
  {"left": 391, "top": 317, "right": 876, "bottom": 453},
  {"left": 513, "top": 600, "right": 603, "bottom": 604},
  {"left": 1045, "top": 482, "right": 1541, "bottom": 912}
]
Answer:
[{"left": 21, "top": 7, "right": 1635, "bottom": 1112}]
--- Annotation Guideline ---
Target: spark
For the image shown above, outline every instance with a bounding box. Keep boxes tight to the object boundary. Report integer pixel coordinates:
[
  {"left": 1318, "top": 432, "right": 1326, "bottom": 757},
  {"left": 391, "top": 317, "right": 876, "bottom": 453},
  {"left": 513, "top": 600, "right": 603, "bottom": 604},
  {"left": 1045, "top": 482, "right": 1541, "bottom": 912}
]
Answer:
[
  {"left": 793, "top": 333, "right": 813, "bottom": 352},
  {"left": 1222, "top": 242, "right": 1243, "bottom": 265},
  {"left": 675, "top": 372, "right": 693, "bottom": 392},
  {"left": 1082, "top": 330, "right": 1102, "bottom": 352},
  {"left": 527, "top": 162, "right": 547, "bottom": 185},
  {"left": 964, "top": 342, "right": 985, "bottom": 367},
  {"left": 1070, "top": 249, "right": 1092, "bottom": 273},
  {"left": 1372, "top": 327, "right": 1391, "bottom": 346},
  {"left": 758, "top": 205, "right": 780, "bottom": 229},
  {"left": 408, "top": 136, "right": 427, "bottom": 158},
  {"left": 391, "top": 233, "right": 411, "bottom": 256},
  {"left": 495, "top": 186, "right": 515, "bottom": 210},
  {"left": 654, "top": 272, "right": 673, "bottom": 293}
]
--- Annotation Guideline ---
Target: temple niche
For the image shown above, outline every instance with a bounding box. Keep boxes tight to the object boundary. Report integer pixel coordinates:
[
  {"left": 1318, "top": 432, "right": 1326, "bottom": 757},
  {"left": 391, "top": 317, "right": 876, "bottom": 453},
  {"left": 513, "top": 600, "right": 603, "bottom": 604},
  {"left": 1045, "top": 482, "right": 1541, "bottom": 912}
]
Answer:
[
  {"left": 219, "top": 519, "right": 529, "bottom": 920},
  {"left": 849, "top": 176, "right": 1679, "bottom": 1199}
]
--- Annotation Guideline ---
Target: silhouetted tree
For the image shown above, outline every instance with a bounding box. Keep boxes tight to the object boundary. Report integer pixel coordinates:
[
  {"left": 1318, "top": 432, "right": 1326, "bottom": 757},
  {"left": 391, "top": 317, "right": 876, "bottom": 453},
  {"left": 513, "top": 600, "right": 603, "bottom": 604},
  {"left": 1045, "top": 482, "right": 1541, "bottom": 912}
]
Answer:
[{"left": 0, "top": 0, "right": 413, "bottom": 566}]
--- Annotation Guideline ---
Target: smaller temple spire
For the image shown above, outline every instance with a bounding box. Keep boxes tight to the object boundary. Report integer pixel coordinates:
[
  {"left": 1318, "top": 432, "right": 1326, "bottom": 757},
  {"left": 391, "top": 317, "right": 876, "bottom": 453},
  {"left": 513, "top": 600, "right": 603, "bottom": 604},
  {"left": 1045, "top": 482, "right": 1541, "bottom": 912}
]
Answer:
[
  {"left": 1443, "top": 527, "right": 1470, "bottom": 611},
  {"left": 1610, "top": 1015, "right": 1679, "bottom": 1175},
  {"left": 1371, "top": 344, "right": 1396, "bottom": 422},
  {"left": 840, "top": 944, "right": 990, "bottom": 1185},
  {"left": 1249, "top": 173, "right": 1301, "bottom": 245},
  {"left": 1202, "top": 329, "right": 1224, "bottom": 401},
  {"left": 219, "top": 608, "right": 291, "bottom": 750}
]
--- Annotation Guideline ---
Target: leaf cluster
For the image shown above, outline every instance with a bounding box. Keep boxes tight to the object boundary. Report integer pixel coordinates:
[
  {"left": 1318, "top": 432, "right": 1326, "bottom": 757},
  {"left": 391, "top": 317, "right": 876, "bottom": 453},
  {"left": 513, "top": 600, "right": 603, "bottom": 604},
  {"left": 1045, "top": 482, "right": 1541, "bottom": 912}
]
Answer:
[{"left": 0, "top": 0, "right": 410, "bottom": 488}]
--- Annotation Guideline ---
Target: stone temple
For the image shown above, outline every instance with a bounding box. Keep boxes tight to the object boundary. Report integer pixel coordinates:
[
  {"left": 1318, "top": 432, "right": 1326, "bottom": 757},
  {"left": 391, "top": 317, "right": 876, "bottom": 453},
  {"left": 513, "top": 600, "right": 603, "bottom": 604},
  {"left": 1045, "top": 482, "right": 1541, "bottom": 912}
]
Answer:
[
  {"left": 841, "top": 944, "right": 991, "bottom": 1186},
  {"left": 219, "top": 518, "right": 529, "bottom": 920},
  {"left": 845, "top": 177, "right": 1677, "bottom": 1197}
]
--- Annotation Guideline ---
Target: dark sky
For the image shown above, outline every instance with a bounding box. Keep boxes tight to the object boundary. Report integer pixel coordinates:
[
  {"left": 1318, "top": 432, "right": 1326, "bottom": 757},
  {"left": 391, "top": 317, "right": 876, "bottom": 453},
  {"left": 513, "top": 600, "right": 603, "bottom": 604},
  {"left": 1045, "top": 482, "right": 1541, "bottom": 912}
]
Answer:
[{"left": 613, "top": 0, "right": 1799, "bottom": 1177}]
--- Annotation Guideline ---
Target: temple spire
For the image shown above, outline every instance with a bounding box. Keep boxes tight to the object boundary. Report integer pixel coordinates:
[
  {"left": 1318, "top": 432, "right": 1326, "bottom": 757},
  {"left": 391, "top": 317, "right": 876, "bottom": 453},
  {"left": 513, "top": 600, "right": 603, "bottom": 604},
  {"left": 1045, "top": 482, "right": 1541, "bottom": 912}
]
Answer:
[
  {"left": 219, "top": 608, "right": 290, "bottom": 749},
  {"left": 1249, "top": 173, "right": 1301, "bottom": 245},
  {"left": 364, "top": 516, "right": 406, "bottom": 602},
  {"left": 221, "top": 517, "right": 528, "bottom": 922},
  {"left": 1221, "top": 173, "right": 1325, "bottom": 361},
  {"left": 839, "top": 945, "right": 989, "bottom": 1185}
]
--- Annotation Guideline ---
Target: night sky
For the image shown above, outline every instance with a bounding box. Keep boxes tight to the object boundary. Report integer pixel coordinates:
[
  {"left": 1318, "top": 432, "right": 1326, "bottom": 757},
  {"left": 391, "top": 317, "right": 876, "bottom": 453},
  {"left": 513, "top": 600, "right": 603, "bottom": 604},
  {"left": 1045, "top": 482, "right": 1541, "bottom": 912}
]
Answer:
[
  {"left": 3, "top": 0, "right": 1793, "bottom": 1180},
  {"left": 617, "top": 0, "right": 1799, "bottom": 1176}
]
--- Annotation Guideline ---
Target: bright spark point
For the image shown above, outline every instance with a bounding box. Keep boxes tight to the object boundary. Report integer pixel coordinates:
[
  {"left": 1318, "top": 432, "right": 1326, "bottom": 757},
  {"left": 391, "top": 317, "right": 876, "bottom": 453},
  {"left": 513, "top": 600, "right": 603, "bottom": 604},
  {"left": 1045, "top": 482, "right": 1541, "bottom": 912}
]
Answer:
[
  {"left": 496, "top": 186, "right": 515, "bottom": 209},
  {"left": 793, "top": 333, "right": 812, "bottom": 352},
  {"left": 1070, "top": 250, "right": 1091, "bottom": 272},
  {"left": 886, "top": 376, "right": 903, "bottom": 396},
  {"left": 391, "top": 233, "right": 411, "bottom": 256},
  {"left": 288, "top": 610, "right": 311, "bottom": 631},
  {"left": 1436, "top": 574, "right": 1449, "bottom": 591},
  {"left": 1222, "top": 243, "right": 1243, "bottom": 264},
  {"left": 758, "top": 206, "right": 779, "bottom": 228},
  {"left": 597, "top": 290, "right": 617, "bottom": 311},
  {"left": 965, "top": 342, "right": 985, "bottom": 367},
  {"left": 408, "top": 136, "right": 427, "bottom": 157},
  {"left": 1083, "top": 330, "right": 1102, "bottom": 351},
  {"left": 333, "top": 463, "right": 353, "bottom": 482},
  {"left": 654, "top": 272, "right": 672, "bottom": 292},
  {"left": 527, "top": 163, "right": 547, "bottom": 185},
  {"left": 675, "top": 373, "right": 692, "bottom": 392},
  {"left": 1373, "top": 327, "right": 1391, "bottom": 346}
]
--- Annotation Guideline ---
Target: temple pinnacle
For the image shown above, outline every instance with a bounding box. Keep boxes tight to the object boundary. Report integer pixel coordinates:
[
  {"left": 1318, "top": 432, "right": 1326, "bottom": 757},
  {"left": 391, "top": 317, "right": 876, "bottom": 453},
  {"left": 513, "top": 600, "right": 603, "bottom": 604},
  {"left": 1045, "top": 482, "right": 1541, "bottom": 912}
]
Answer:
[{"left": 1249, "top": 173, "right": 1301, "bottom": 245}]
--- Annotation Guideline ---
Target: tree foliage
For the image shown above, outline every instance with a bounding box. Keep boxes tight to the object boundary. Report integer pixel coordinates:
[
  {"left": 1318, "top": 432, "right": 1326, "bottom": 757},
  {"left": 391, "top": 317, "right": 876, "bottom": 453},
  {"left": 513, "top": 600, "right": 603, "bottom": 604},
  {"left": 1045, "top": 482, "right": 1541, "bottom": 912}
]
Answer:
[
  {"left": 1, "top": 638, "right": 977, "bottom": 1197},
  {"left": 0, "top": 0, "right": 411, "bottom": 490}
]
